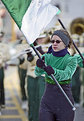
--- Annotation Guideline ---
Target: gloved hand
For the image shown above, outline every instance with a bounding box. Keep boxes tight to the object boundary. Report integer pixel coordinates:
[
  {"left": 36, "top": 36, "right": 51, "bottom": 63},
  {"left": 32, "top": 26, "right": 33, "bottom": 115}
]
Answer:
[
  {"left": 36, "top": 58, "right": 45, "bottom": 69},
  {"left": 19, "top": 57, "right": 25, "bottom": 64},
  {"left": 27, "top": 50, "right": 34, "bottom": 62},
  {"left": 36, "top": 46, "right": 45, "bottom": 55},
  {"left": 44, "top": 65, "right": 55, "bottom": 75},
  {"left": 36, "top": 56, "right": 55, "bottom": 75}
]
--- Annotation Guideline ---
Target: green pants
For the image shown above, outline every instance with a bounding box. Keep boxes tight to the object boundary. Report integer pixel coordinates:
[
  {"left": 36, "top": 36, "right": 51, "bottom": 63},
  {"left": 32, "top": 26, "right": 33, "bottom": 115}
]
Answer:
[
  {"left": 0, "top": 67, "right": 5, "bottom": 106},
  {"left": 71, "top": 67, "right": 81, "bottom": 103},
  {"left": 27, "top": 75, "right": 45, "bottom": 121},
  {"left": 82, "top": 69, "right": 84, "bottom": 107},
  {"left": 18, "top": 67, "right": 27, "bottom": 101}
]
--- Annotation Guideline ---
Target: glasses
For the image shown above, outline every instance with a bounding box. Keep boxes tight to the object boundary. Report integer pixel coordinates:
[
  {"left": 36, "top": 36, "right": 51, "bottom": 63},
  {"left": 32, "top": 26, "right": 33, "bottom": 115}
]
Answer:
[{"left": 50, "top": 40, "right": 62, "bottom": 44}]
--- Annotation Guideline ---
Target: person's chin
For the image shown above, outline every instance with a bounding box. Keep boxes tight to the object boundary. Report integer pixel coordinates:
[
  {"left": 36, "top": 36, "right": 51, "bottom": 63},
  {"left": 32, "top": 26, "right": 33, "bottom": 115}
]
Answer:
[
  {"left": 53, "top": 47, "right": 57, "bottom": 51},
  {"left": 53, "top": 49, "right": 59, "bottom": 52}
]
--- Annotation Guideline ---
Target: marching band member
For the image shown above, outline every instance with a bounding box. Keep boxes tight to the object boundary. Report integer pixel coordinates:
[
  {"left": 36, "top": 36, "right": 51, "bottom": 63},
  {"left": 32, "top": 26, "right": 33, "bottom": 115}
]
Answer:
[
  {"left": 35, "top": 29, "right": 84, "bottom": 121},
  {"left": 26, "top": 34, "right": 50, "bottom": 121}
]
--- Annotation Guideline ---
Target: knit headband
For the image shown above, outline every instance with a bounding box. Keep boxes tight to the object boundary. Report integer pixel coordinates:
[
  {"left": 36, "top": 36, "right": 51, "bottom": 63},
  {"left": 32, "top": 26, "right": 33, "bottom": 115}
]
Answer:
[{"left": 51, "top": 30, "right": 70, "bottom": 46}]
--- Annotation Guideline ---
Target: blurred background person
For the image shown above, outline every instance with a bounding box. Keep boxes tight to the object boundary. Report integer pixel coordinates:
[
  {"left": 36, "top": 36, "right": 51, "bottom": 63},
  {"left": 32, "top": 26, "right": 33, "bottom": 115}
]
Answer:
[
  {"left": 70, "top": 35, "right": 81, "bottom": 107},
  {"left": 26, "top": 34, "right": 50, "bottom": 121},
  {"left": 18, "top": 55, "right": 28, "bottom": 110},
  {"left": 15, "top": 37, "right": 28, "bottom": 110},
  {"left": 0, "top": 31, "right": 10, "bottom": 110},
  {"left": 0, "top": 51, "right": 5, "bottom": 109}
]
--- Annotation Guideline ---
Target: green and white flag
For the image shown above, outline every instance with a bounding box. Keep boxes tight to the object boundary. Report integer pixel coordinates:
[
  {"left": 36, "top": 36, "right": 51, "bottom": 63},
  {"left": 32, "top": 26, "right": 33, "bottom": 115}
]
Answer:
[{"left": 1, "top": 0, "right": 60, "bottom": 44}]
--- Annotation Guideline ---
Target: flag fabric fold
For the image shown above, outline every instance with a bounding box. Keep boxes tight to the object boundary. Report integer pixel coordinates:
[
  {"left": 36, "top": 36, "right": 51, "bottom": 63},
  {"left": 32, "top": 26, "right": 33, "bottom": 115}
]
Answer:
[{"left": 1, "top": 0, "right": 60, "bottom": 44}]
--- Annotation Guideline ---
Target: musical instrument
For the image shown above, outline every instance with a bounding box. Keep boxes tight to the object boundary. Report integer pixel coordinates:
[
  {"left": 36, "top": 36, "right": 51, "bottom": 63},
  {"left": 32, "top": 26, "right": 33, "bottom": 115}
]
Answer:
[{"left": 70, "top": 18, "right": 84, "bottom": 35}]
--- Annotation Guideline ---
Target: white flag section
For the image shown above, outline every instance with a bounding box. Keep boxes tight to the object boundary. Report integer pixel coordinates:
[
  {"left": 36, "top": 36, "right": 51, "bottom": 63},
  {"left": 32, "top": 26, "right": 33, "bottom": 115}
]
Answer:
[{"left": 21, "top": 0, "right": 60, "bottom": 44}]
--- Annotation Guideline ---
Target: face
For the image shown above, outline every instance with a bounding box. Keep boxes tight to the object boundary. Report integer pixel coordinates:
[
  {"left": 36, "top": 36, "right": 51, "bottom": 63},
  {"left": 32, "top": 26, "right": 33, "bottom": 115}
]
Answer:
[
  {"left": 36, "top": 37, "right": 46, "bottom": 44},
  {"left": 51, "top": 35, "right": 66, "bottom": 52}
]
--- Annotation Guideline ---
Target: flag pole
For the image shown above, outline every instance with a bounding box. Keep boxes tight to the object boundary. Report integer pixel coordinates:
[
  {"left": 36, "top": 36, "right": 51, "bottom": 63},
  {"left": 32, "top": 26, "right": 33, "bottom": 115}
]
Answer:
[
  {"left": 58, "top": 18, "right": 84, "bottom": 66},
  {"left": 30, "top": 44, "right": 76, "bottom": 111}
]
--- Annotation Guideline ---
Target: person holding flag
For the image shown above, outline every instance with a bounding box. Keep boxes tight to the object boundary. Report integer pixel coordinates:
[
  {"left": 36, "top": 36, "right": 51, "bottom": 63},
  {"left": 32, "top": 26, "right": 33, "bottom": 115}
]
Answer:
[
  {"left": 1, "top": 0, "right": 82, "bottom": 120},
  {"left": 35, "top": 29, "right": 84, "bottom": 121}
]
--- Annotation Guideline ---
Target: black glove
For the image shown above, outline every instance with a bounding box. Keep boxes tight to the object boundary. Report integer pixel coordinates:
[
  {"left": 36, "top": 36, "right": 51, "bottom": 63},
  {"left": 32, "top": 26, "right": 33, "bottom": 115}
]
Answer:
[
  {"left": 36, "top": 58, "right": 45, "bottom": 69},
  {"left": 36, "top": 56, "right": 55, "bottom": 75},
  {"left": 27, "top": 51, "right": 34, "bottom": 62},
  {"left": 44, "top": 65, "right": 55, "bottom": 75},
  {"left": 37, "top": 46, "right": 45, "bottom": 55},
  {"left": 19, "top": 57, "right": 25, "bottom": 64}
]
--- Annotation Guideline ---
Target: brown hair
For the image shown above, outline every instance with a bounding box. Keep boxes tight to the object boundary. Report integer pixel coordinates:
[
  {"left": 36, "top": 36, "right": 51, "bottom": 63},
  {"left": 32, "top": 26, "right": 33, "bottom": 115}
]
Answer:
[{"left": 43, "top": 36, "right": 50, "bottom": 44}]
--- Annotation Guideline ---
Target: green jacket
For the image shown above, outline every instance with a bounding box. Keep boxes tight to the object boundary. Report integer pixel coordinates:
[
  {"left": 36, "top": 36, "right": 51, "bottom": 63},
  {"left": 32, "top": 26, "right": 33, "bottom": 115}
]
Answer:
[{"left": 35, "top": 53, "right": 84, "bottom": 84}]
